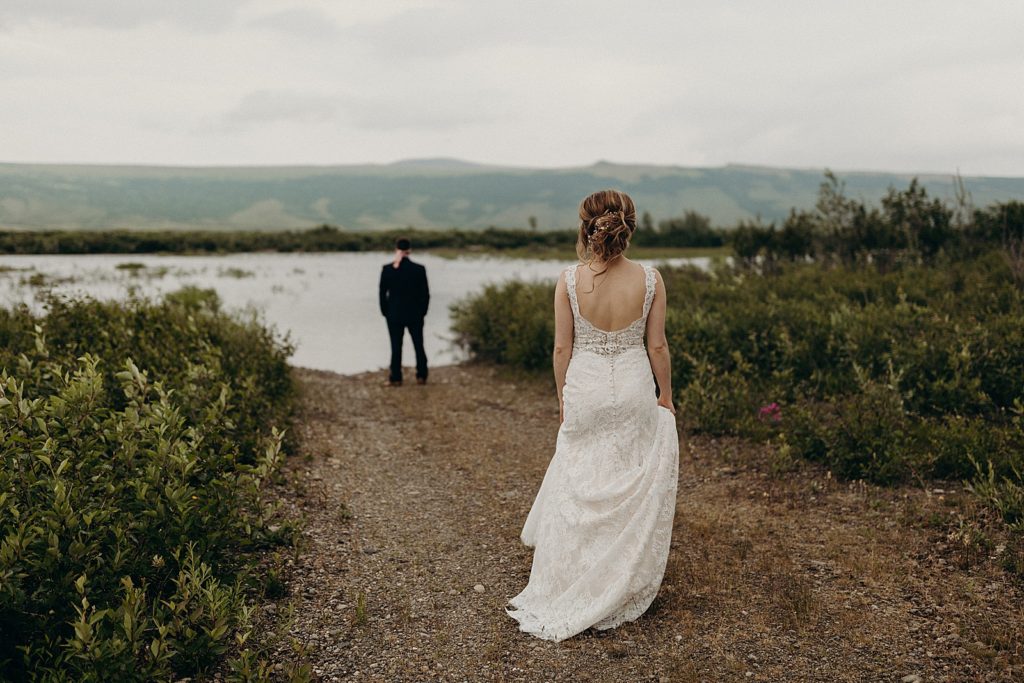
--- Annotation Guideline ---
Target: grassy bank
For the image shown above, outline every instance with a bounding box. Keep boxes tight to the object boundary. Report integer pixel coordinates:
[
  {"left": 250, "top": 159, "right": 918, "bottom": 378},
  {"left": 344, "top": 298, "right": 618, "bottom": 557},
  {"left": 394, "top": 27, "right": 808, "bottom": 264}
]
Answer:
[
  {"left": 427, "top": 244, "right": 732, "bottom": 261},
  {"left": 0, "top": 224, "right": 732, "bottom": 262},
  {"left": 0, "top": 226, "right": 579, "bottom": 256},
  {"left": 0, "top": 289, "right": 295, "bottom": 680},
  {"left": 450, "top": 251, "right": 1024, "bottom": 576}
]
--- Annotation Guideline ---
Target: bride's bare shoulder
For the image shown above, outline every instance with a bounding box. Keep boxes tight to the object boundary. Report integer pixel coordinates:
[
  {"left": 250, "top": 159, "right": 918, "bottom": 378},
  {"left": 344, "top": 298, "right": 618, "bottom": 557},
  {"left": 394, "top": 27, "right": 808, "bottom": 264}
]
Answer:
[{"left": 620, "top": 257, "right": 645, "bottom": 277}]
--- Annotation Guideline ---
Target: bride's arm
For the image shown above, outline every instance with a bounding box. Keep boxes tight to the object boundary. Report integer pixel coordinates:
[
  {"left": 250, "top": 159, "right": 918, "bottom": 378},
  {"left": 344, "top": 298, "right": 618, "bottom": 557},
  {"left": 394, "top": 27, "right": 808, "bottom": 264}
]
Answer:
[
  {"left": 553, "top": 271, "right": 574, "bottom": 422},
  {"left": 645, "top": 269, "right": 675, "bottom": 413}
]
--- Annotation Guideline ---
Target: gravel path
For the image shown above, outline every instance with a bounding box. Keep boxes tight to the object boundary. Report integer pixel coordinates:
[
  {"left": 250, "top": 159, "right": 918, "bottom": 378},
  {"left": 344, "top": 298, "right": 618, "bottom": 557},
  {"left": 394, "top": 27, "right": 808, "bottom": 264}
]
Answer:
[{"left": 262, "top": 364, "right": 1022, "bottom": 682}]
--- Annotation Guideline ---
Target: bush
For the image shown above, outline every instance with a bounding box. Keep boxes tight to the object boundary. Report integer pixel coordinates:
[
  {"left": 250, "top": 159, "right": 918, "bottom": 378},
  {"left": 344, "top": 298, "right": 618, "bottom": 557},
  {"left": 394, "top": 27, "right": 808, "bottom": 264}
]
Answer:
[
  {"left": 636, "top": 211, "right": 727, "bottom": 248},
  {"left": 967, "top": 458, "right": 1024, "bottom": 532},
  {"left": 0, "top": 290, "right": 294, "bottom": 679},
  {"left": 446, "top": 182, "right": 1024, "bottom": 579},
  {"left": 450, "top": 250, "right": 1024, "bottom": 568},
  {"left": 786, "top": 370, "right": 925, "bottom": 484},
  {"left": 676, "top": 354, "right": 773, "bottom": 438},
  {"left": 725, "top": 173, "right": 971, "bottom": 266},
  {"left": 450, "top": 280, "right": 555, "bottom": 371}
]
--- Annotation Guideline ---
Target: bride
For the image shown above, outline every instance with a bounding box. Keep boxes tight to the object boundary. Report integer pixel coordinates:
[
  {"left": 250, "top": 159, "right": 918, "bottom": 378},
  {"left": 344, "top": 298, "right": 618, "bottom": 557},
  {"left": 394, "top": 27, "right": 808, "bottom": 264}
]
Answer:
[{"left": 506, "top": 189, "right": 680, "bottom": 642}]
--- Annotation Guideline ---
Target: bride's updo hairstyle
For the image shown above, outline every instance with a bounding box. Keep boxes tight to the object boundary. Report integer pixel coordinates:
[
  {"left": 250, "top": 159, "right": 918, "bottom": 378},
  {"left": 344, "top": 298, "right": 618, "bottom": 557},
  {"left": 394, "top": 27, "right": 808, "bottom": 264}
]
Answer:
[{"left": 576, "top": 189, "right": 637, "bottom": 263}]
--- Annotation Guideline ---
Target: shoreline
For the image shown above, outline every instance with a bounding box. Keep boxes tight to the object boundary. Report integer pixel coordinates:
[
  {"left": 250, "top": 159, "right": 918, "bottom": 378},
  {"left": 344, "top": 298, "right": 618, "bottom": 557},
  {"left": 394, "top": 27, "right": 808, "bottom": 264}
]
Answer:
[{"left": 0, "top": 245, "right": 733, "bottom": 261}]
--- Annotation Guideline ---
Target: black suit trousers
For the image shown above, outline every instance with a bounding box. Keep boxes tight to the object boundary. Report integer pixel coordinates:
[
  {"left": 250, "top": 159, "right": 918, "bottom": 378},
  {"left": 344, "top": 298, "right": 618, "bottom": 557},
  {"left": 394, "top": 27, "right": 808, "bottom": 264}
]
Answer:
[{"left": 386, "top": 317, "right": 428, "bottom": 382}]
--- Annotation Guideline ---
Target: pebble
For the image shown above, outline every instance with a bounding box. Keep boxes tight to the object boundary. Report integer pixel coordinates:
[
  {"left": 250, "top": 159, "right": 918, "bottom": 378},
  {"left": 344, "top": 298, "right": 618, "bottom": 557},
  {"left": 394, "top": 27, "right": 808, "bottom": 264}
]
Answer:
[
  {"left": 474, "top": 584, "right": 486, "bottom": 593},
  {"left": 901, "top": 675, "right": 922, "bottom": 683}
]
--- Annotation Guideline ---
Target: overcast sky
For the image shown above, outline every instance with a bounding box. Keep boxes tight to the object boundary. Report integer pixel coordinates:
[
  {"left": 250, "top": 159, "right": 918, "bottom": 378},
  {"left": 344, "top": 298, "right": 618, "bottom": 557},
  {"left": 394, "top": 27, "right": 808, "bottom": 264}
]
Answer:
[{"left": 1, "top": 0, "right": 1022, "bottom": 174}]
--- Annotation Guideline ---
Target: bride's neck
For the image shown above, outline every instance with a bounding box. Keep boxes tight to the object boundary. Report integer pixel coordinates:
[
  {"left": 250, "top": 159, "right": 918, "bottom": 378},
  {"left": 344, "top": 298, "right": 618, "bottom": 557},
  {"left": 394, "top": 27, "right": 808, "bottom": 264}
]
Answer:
[{"left": 587, "top": 255, "right": 624, "bottom": 268}]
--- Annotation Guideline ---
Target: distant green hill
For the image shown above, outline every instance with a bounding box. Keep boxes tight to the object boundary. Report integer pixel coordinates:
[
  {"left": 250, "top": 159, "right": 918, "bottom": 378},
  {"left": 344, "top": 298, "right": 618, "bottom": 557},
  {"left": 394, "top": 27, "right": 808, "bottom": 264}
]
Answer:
[{"left": 1, "top": 159, "right": 1022, "bottom": 231}]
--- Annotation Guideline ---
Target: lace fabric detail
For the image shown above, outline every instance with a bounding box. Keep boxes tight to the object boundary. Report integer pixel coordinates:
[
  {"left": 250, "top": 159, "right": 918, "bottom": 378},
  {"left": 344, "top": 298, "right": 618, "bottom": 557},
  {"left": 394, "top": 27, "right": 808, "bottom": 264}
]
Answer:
[{"left": 565, "top": 264, "right": 656, "bottom": 357}]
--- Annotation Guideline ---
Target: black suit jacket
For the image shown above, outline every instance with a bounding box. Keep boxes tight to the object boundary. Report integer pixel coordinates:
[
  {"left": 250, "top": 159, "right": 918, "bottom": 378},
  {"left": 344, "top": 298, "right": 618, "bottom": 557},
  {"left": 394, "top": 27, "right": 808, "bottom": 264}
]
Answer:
[{"left": 379, "top": 257, "right": 430, "bottom": 323}]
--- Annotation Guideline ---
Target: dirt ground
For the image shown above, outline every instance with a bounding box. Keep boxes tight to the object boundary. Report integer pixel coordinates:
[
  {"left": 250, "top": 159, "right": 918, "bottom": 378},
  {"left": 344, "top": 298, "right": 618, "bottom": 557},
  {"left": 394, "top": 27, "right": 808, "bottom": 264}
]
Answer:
[{"left": 257, "top": 363, "right": 1022, "bottom": 682}]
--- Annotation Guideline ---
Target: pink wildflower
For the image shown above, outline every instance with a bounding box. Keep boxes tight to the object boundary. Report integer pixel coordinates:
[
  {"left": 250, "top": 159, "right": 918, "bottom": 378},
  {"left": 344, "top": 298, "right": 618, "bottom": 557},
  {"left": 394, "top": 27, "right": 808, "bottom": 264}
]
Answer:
[{"left": 758, "top": 402, "right": 782, "bottom": 423}]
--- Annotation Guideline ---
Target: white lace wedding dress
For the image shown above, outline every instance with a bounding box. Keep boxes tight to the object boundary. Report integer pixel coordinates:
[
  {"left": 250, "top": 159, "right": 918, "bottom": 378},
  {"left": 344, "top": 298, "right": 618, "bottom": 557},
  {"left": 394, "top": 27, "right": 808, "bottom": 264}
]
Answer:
[{"left": 506, "top": 263, "right": 680, "bottom": 642}]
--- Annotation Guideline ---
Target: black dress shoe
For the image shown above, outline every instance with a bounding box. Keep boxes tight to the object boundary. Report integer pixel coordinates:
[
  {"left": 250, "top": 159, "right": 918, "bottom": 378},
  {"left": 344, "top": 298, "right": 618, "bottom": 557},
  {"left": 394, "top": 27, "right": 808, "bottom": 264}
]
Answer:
[
  {"left": 416, "top": 377, "right": 427, "bottom": 385},
  {"left": 387, "top": 379, "right": 402, "bottom": 387}
]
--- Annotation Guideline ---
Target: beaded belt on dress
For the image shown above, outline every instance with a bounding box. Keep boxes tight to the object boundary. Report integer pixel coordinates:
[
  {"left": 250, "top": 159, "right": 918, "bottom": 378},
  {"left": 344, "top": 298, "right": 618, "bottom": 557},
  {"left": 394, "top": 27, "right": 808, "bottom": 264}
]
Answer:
[{"left": 574, "top": 325, "right": 645, "bottom": 356}]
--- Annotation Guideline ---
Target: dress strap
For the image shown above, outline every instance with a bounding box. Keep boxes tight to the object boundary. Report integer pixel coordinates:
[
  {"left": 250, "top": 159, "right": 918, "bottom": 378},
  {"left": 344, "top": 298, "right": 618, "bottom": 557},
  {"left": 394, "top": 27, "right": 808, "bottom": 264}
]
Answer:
[
  {"left": 641, "top": 265, "right": 657, "bottom": 318},
  {"left": 565, "top": 264, "right": 582, "bottom": 318}
]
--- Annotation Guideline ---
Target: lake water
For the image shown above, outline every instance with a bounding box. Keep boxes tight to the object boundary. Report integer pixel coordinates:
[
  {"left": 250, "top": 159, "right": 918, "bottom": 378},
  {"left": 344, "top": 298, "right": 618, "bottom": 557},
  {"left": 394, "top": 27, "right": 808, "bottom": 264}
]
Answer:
[{"left": 0, "top": 252, "right": 712, "bottom": 375}]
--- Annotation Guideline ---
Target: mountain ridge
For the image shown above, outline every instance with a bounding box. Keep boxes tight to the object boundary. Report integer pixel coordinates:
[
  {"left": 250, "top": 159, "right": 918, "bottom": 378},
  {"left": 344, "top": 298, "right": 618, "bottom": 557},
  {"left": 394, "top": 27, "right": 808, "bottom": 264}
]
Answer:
[{"left": 1, "top": 159, "right": 1022, "bottom": 231}]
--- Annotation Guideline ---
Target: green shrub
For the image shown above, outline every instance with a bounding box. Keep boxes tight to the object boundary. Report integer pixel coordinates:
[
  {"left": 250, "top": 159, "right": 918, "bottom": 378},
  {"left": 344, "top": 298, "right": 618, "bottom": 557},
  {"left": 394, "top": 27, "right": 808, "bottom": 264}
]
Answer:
[
  {"left": 967, "top": 459, "right": 1024, "bottom": 532},
  {"left": 725, "top": 173, "right": 962, "bottom": 265},
  {"left": 450, "top": 251, "right": 1024, "bottom": 558},
  {"left": 676, "top": 354, "right": 773, "bottom": 438},
  {"left": 450, "top": 280, "right": 554, "bottom": 371},
  {"left": 785, "top": 370, "right": 927, "bottom": 484},
  {"left": 440, "top": 190, "right": 1024, "bottom": 579},
  {"left": 0, "top": 290, "right": 293, "bottom": 679}
]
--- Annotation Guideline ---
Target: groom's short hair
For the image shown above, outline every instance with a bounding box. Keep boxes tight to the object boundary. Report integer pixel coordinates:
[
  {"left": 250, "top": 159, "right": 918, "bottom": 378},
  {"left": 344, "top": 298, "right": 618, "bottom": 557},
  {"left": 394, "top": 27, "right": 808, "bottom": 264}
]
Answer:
[{"left": 395, "top": 237, "right": 411, "bottom": 251}]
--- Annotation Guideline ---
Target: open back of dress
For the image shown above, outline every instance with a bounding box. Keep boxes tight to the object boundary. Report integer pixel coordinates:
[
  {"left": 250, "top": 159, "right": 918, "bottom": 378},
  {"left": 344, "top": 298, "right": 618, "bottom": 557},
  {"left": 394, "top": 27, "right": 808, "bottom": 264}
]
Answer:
[{"left": 506, "top": 263, "right": 680, "bottom": 642}]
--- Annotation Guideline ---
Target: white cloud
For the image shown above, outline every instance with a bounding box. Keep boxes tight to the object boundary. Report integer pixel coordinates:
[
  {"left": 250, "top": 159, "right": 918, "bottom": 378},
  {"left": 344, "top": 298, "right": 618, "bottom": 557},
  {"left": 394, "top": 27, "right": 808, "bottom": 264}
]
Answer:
[
  {"left": 0, "top": 0, "right": 1021, "bottom": 174},
  {"left": 0, "top": 0, "right": 249, "bottom": 30},
  {"left": 246, "top": 6, "right": 341, "bottom": 41},
  {"left": 218, "top": 89, "right": 339, "bottom": 127}
]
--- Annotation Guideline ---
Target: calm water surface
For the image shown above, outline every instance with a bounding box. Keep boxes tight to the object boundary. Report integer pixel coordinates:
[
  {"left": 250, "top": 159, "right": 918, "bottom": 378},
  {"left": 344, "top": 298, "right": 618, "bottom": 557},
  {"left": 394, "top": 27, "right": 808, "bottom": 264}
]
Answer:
[{"left": 0, "top": 252, "right": 711, "bottom": 375}]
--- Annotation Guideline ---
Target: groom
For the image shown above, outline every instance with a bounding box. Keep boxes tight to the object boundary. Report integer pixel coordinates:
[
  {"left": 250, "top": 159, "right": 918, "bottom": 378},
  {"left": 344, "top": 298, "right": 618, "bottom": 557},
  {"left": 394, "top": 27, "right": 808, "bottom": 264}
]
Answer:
[{"left": 379, "top": 237, "right": 429, "bottom": 386}]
